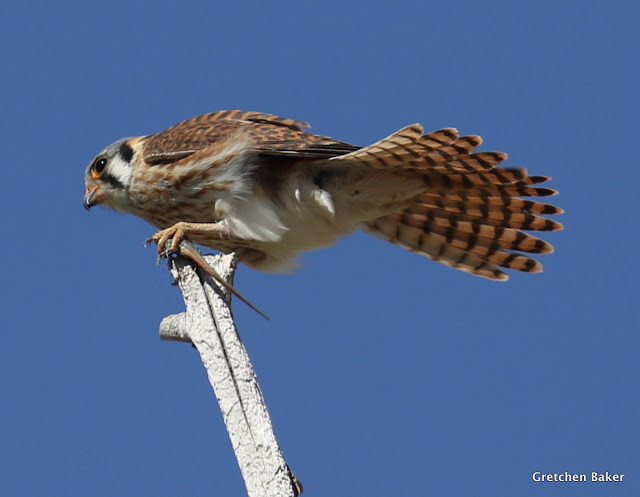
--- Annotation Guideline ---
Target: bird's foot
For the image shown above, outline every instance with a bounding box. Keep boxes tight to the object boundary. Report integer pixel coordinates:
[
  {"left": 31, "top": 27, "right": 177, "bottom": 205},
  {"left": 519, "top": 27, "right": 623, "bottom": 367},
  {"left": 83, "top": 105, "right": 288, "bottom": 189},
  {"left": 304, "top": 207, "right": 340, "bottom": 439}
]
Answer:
[{"left": 145, "top": 222, "right": 192, "bottom": 258}]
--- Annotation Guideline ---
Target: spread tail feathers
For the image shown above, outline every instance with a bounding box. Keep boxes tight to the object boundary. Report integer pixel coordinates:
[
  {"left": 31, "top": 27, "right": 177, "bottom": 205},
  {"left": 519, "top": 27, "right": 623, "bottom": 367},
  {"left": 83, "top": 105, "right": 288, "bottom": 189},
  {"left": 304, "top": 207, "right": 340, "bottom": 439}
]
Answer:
[{"left": 351, "top": 125, "right": 563, "bottom": 280}]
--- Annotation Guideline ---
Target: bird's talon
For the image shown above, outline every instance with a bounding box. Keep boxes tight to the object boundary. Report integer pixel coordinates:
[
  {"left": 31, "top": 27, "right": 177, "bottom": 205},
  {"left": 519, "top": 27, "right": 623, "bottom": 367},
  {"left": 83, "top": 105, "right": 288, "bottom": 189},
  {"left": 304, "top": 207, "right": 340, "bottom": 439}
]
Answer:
[{"left": 160, "top": 239, "right": 176, "bottom": 259}]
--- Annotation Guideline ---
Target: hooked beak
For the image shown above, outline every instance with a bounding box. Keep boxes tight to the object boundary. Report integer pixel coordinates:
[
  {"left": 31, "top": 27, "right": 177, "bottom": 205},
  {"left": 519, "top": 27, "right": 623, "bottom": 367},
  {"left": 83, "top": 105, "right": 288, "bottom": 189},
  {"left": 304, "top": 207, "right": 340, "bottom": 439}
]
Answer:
[{"left": 83, "top": 186, "right": 98, "bottom": 211}]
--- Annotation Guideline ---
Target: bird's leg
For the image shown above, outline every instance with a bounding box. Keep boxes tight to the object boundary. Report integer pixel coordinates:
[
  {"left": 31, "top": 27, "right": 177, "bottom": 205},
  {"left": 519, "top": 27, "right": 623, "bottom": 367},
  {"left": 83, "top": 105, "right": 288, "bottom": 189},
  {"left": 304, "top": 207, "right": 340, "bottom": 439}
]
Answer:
[{"left": 146, "top": 221, "right": 230, "bottom": 257}]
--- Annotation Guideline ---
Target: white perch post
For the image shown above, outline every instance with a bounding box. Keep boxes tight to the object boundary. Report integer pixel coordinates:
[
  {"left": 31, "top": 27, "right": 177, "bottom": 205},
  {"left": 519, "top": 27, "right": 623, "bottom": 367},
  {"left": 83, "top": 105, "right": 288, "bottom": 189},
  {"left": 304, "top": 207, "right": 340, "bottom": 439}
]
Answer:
[{"left": 159, "top": 253, "right": 301, "bottom": 497}]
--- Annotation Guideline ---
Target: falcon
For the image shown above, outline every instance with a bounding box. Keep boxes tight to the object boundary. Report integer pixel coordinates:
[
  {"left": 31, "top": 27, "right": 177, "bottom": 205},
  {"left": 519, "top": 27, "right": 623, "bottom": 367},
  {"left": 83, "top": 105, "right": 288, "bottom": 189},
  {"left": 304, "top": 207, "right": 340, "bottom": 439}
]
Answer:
[{"left": 84, "top": 110, "right": 562, "bottom": 284}]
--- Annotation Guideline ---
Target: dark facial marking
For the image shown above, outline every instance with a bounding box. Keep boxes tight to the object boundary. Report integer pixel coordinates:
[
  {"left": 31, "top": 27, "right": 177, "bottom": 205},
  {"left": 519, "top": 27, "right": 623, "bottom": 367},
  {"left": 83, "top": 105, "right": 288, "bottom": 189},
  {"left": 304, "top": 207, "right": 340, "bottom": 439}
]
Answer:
[
  {"left": 119, "top": 141, "right": 134, "bottom": 162},
  {"left": 101, "top": 172, "right": 125, "bottom": 190}
]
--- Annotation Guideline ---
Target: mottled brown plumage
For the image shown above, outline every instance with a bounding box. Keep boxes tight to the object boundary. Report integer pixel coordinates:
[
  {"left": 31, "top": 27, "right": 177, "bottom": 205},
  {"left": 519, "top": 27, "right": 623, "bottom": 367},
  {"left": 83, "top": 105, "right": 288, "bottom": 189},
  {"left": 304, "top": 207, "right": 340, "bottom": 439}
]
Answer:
[
  {"left": 142, "top": 110, "right": 359, "bottom": 164},
  {"left": 84, "top": 110, "right": 563, "bottom": 281}
]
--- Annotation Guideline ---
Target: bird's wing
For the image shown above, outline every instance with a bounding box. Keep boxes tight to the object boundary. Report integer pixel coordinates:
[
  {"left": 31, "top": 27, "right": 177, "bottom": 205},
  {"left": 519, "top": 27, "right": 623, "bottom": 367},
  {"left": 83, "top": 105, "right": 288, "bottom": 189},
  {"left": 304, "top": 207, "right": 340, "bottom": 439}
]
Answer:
[{"left": 141, "top": 110, "right": 360, "bottom": 165}]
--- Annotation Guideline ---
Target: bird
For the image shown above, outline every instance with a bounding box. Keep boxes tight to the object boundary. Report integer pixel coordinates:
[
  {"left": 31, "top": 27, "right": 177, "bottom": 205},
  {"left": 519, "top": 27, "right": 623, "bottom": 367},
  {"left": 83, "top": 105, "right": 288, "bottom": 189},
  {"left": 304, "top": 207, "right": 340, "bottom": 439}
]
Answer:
[{"left": 84, "top": 109, "right": 562, "bottom": 284}]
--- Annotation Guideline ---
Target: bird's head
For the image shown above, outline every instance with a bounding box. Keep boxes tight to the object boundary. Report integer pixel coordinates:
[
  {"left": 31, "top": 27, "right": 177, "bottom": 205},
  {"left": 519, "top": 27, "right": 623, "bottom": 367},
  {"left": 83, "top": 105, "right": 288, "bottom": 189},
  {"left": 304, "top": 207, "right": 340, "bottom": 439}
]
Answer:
[{"left": 83, "top": 137, "right": 138, "bottom": 213}]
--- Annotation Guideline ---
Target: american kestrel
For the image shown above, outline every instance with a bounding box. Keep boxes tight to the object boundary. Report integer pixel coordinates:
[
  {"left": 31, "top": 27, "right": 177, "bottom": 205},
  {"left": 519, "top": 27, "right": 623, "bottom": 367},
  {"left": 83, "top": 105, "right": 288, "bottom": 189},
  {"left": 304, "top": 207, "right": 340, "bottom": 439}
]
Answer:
[{"left": 84, "top": 110, "right": 562, "bottom": 283}]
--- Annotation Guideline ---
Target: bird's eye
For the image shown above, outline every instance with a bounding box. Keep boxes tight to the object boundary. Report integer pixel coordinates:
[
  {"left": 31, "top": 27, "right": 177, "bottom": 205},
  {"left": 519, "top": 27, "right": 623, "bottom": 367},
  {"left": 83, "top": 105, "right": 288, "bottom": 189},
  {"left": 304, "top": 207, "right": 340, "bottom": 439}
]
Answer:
[{"left": 92, "top": 157, "right": 108, "bottom": 178}]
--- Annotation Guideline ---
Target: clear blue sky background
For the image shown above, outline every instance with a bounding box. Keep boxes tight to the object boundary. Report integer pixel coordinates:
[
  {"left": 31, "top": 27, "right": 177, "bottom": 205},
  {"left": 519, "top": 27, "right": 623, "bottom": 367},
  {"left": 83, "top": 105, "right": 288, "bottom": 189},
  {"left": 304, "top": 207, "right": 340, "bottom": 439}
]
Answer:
[{"left": 1, "top": 1, "right": 638, "bottom": 496}]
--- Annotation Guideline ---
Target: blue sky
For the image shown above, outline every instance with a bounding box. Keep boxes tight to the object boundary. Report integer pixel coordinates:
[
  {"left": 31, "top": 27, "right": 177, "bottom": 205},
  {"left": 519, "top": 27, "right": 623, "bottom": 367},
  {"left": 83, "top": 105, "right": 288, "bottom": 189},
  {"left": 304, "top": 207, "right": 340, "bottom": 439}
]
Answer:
[{"left": 1, "top": 1, "right": 638, "bottom": 495}]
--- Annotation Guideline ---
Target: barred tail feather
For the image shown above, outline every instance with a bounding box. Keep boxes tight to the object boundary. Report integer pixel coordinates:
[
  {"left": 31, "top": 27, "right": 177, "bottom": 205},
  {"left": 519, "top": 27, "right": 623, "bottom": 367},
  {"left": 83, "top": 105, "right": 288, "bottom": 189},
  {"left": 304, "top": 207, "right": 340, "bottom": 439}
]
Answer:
[
  {"left": 361, "top": 216, "right": 509, "bottom": 281},
  {"left": 415, "top": 193, "right": 563, "bottom": 229},
  {"left": 338, "top": 123, "right": 562, "bottom": 280},
  {"left": 330, "top": 126, "right": 507, "bottom": 174}
]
